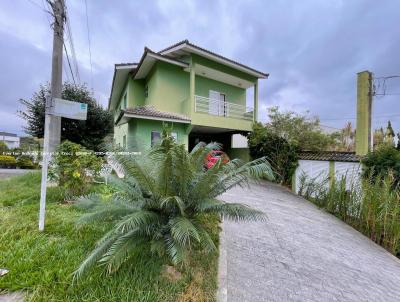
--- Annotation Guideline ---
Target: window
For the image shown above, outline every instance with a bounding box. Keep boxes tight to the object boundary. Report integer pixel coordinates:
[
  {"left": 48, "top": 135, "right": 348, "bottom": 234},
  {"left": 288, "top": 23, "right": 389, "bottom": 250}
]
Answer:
[
  {"left": 123, "top": 93, "right": 127, "bottom": 109},
  {"left": 122, "top": 135, "right": 126, "bottom": 149},
  {"left": 208, "top": 90, "right": 226, "bottom": 116},
  {"left": 151, "top": 131, "right": 161, "bottom": 146},
  {"left": 171, "top": 132, "right": 178, "bottom": 142}
]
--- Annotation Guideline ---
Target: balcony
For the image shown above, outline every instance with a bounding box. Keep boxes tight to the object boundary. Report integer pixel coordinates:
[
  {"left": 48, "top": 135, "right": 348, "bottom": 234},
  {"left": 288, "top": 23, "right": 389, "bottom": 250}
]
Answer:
[{"left": 194, "top": 95, "right": 254, "bottom": 121}]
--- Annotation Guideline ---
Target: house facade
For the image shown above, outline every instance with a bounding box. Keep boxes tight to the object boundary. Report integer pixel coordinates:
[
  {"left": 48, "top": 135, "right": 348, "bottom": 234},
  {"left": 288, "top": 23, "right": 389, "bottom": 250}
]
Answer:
[
  {"left": 109, "top": 40, "right": 268, "bottom": 160},
  {"left": 0, "top": 132, "right": 20, "bottom": 149}
]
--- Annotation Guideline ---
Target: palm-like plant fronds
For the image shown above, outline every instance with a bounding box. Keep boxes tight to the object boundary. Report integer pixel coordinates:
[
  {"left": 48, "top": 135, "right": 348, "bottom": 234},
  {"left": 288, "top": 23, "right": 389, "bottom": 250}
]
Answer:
[{"left": 74, "top": 131, "right": 274, "bottom": 279}]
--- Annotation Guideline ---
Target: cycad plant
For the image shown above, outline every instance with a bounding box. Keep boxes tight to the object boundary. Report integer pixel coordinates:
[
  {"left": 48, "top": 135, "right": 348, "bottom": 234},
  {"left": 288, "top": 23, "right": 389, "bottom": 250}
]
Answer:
[{"left": 73, "top": 130, "right": 273, "bottom": 279}]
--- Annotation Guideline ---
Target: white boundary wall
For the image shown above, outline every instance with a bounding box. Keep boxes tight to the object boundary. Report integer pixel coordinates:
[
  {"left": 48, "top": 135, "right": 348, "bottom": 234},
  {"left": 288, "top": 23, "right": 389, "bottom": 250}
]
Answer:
[{"left": 294, "top": 159, "right": 361, "bottom": 194}]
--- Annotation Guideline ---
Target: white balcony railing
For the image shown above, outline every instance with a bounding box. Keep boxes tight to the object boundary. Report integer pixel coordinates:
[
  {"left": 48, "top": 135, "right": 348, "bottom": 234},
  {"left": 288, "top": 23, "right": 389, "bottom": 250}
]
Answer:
[{"left": 194, "top": 95, "right": 254, "bottom": 121}]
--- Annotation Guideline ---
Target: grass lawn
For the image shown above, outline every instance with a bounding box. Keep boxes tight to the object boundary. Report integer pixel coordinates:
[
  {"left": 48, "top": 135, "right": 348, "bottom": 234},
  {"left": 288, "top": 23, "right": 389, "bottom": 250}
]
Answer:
[{"left": 0, "top": 173, "right": 220, "bottom": 301}]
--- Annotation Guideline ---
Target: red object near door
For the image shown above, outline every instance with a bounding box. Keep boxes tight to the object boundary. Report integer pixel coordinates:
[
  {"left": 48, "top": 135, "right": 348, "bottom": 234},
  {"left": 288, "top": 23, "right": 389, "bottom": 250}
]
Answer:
[{"left": 205, "top": 150, "right": 230, "bottom": 169}]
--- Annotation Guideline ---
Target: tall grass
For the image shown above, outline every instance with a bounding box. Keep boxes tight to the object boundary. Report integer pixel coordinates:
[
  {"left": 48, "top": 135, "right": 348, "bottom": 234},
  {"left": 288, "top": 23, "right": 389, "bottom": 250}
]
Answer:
[{"left": 298, "top": 173, "right": 400, "bottom": 256}]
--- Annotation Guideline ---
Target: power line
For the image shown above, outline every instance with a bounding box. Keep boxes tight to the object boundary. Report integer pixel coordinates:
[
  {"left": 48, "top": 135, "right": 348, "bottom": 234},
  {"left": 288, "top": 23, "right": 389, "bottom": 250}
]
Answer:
[
  {"left": 84, "top": 0, "right": 94, "bottom": 91},
  {"left": 27, "top": 0, "right": 44, "bottom": 10},
  {"left": 63, "top": 41, "right": 76, "bottom": 85},
  {"left": 320, "top": 113, "right": 400, "bottom": 121},
  {"left": 64, "top": 14, "right": 80, "bottom": 83}
]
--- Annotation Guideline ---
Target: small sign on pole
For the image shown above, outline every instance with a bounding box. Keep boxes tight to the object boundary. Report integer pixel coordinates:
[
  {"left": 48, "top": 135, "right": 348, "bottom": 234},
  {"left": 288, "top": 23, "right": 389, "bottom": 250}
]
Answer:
[
  {"left": 39, "top": 98, "right": 88, "bottom": 231},
  {"left": 51, "top": 98, "right": 88, "bottom": 120}
]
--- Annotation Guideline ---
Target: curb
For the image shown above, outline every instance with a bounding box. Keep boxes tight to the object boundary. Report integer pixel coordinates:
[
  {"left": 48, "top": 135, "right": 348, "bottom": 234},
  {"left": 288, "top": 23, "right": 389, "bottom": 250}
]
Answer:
[{"left": 217, "top": 222, "right": 227, "bottom": 302}]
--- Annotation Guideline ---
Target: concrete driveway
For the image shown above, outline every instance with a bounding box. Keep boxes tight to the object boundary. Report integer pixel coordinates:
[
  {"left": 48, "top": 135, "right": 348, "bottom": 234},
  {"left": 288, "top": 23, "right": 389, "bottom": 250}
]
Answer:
[{"left": 217, "top": 182, "right": 400, "bottom": 302}]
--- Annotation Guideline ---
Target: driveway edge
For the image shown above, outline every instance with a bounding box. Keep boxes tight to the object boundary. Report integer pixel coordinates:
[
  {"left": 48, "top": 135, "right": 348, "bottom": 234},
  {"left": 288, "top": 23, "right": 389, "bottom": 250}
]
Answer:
[{"left": 217, "top": 222, "right": 227, "bottom": 302}]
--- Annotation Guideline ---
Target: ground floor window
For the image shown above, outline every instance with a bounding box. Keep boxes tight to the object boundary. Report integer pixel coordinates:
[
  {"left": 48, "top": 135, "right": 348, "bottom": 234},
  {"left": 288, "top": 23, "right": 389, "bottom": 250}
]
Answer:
[
  {"left": 122, "top": 135, "right": 126, "bottom": 148},
  {"left": 151, "top": 131, "right": 177, "bottom": 146},
  {"left": 151, "top": 131, "right": 161, "bottom": 146}
]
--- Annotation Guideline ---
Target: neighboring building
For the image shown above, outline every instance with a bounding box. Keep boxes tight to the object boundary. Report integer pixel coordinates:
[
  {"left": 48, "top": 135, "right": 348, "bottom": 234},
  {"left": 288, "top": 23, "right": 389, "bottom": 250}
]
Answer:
[
  {"left": 109, "top": 40, "right": 268, "bottom": 159},
  {"left": 0, "top": 132, "right": 20, "bottom": 149}
]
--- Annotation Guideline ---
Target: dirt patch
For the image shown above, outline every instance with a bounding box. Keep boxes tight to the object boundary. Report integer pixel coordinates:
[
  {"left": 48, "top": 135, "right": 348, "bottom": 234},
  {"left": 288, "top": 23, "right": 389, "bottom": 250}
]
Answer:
[{"left": 161, "top": 265, "right": 182, "bottom": 282}]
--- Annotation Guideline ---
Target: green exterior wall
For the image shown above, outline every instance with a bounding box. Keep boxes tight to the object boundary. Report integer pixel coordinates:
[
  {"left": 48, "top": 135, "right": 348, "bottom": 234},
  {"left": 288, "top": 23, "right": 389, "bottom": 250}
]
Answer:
[
  {"left": 145, "top": 61, "right": 189, "bottom": 115},
  {"left": 114, "top": 122, "right": 130, "bottom": 148},
  {"left": 125, "top": 119, "right": 189, "bottom": 151},
  {"left": 113, "top": 52, "right": 261, "bottom": 150},
  {"left": 227, "top": 148, "right": 250, "bottom": 162}
]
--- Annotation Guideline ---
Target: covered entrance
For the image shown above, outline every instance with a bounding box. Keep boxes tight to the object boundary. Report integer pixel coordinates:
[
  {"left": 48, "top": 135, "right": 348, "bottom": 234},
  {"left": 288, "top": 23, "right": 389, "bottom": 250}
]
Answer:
[{"left": 188, "top": 125, "right": 250, "bottom": 161}]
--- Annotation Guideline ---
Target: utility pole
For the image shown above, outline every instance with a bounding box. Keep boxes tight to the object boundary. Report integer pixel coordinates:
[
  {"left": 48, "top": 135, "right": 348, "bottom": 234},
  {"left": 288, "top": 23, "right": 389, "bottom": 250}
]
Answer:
[
  {"left": 39, "top": 0, "right": 65, "bottom": 231},
  {"left": 355, "top": 71, "right": 373, "bottom": 156}
]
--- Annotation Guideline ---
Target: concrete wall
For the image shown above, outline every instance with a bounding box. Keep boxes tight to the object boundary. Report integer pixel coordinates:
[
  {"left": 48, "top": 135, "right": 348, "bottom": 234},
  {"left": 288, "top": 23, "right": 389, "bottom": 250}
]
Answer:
[{"left": 293, "top": 159, "right": 361, "bottom": 194}]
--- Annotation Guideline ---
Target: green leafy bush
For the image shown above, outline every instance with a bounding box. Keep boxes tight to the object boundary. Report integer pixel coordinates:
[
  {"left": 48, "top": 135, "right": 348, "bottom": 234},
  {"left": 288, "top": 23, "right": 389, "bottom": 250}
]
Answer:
[
  {"left": 50, "top": 140, "right": 102, "bottom": 196},
  {"left": 248, "top": 122, "right": 298, "bottom": 185},
  {"left": 73, "top": 130, "right": 273, "bottom": 279},
  {"left": 17, "top": 155, "right": 35, "bottom": 169},
  {"left": 362, "top": 144, "right": 400, "bottom": 186},
  {"left": 0, "top": 155, "right": 16, "bottom": 168}
]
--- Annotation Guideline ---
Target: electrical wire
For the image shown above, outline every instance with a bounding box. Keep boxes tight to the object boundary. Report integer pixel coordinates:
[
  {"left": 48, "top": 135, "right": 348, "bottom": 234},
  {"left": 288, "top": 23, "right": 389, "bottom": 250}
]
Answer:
[
  {"left": 63, "top": 41, "right": 76, "bottom": 85},
  {"left": 84, "top": 0, "right": 94, "bottom": 91},
  {"left": 65, "top": 15, "right": 80, "bottom": 83}
]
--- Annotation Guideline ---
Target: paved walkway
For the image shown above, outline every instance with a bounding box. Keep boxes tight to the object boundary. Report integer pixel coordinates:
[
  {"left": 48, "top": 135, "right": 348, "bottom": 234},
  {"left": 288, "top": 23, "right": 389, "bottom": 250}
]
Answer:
[{"left": 218, "top": 181, "right": 400, "bottom": 302}]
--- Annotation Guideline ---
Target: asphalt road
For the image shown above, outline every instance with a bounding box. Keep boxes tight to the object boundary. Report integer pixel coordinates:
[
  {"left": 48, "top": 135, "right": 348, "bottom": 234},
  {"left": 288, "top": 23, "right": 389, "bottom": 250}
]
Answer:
[{"left": 0, "top": 169, "right": 33, "bottom": 180}]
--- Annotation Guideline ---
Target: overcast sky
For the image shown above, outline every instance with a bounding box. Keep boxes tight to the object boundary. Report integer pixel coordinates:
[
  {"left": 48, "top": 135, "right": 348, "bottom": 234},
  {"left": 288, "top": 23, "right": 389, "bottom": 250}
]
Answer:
[{"left": 0, "top": 0, "right": 399, "bottom": 136}]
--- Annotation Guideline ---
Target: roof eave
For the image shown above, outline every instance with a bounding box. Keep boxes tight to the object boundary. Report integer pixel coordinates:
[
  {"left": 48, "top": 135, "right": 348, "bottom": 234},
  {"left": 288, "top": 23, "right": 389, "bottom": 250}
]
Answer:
[
  {"left": 108, "top": 64, "right": 137, "bottom": 110},
  {"left": 117, "top": 111, "right": 191, "bottom": 125},
  {"left": 160, "top": 41, "right": 269, "bottom": 79}
]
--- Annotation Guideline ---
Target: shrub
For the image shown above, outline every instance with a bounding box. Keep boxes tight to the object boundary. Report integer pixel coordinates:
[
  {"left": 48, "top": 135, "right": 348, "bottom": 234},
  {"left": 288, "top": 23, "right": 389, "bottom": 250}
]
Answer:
[
  {"left": 298, "top": 174, "right": 400, "bottom": 256},
  {"left": 73, "top": 130, "right": 274, "bottom": 279},
  {"left": 362, "top": 144, "right": 400, "bottom": 186},
  {"left": 248, "top": 122, "right": 298, "bottom": 185},
  {"left": 50, "top": 140, "right": 102, "bottom": 196},
  {"left": 17, "top": 156, "right": 35, "bottom": 169},
  {"left": 0, "top": 155, "right": 17, "bottom": 168}
]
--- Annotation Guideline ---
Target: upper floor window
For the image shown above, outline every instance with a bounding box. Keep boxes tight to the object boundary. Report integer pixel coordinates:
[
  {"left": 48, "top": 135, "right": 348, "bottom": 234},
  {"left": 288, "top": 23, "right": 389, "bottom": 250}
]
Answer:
[
  {"left": 151, "top": 131, "right": 161, "bottom": 147},
  {"left": 122, "top": 93, "right": 127, "bottom": 109}
]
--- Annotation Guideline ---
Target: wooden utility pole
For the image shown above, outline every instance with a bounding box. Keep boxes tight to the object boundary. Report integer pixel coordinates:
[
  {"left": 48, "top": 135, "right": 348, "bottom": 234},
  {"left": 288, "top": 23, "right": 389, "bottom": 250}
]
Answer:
[{"left": 39, "top": 0, "right": 65, "bottom": 231}]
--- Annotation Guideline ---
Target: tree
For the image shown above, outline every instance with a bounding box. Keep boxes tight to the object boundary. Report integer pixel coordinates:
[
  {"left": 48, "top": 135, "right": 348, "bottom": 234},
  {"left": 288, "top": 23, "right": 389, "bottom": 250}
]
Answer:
[
  {"left": 265, "top": 106, "right": 333, "bottom": 151},
  {"left": 248, "top": 122, "right": 298, "bottom": 185},
  {"left": 373, "top": 127, "right": 385, "bottom": 149},
  {"left": 73, "top": 130, "right": 273, "bottom": 278},
  {"left": 0, "top": 141, "right": 8, "bottom": 155},
  {"left": 397, "top": 133, "right": 400, "bottom": 150},
  {"left": 19, "top": 82, "right": 113, "bottom": 151},
  {"left": 384, "top": 121, "right": 395, "bottom": 145},
  {"left": 330, "top": 122, "right": 355, "bottom": 152},
  {"left": 362, "top": 144, "right": 400, "bottom": 186}
]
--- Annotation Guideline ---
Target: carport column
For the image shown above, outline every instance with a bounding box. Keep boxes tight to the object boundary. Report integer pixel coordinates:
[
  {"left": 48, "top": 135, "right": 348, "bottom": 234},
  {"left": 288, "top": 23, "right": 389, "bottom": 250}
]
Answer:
[
  {"left": 253, "top": 80, "right": 258, "bottom": 122},
  {"left": 355, "top": 71, "right": 372, "bottom": 156},
  {"left": 190, "top": 63, "right": 196, "bottom": 117}
]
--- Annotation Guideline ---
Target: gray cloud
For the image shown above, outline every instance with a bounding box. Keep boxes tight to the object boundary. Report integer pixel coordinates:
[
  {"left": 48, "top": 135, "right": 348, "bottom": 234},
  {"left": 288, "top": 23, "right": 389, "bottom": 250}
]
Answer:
[{"left": 0, "top": 0, "right": 399, "bottom": 136}]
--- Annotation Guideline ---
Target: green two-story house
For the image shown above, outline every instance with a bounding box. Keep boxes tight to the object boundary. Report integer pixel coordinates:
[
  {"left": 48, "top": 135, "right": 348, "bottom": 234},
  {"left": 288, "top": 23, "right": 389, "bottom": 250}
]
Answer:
[{"left": 109, "top": 40, "right": 268, "bottom": 160}]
